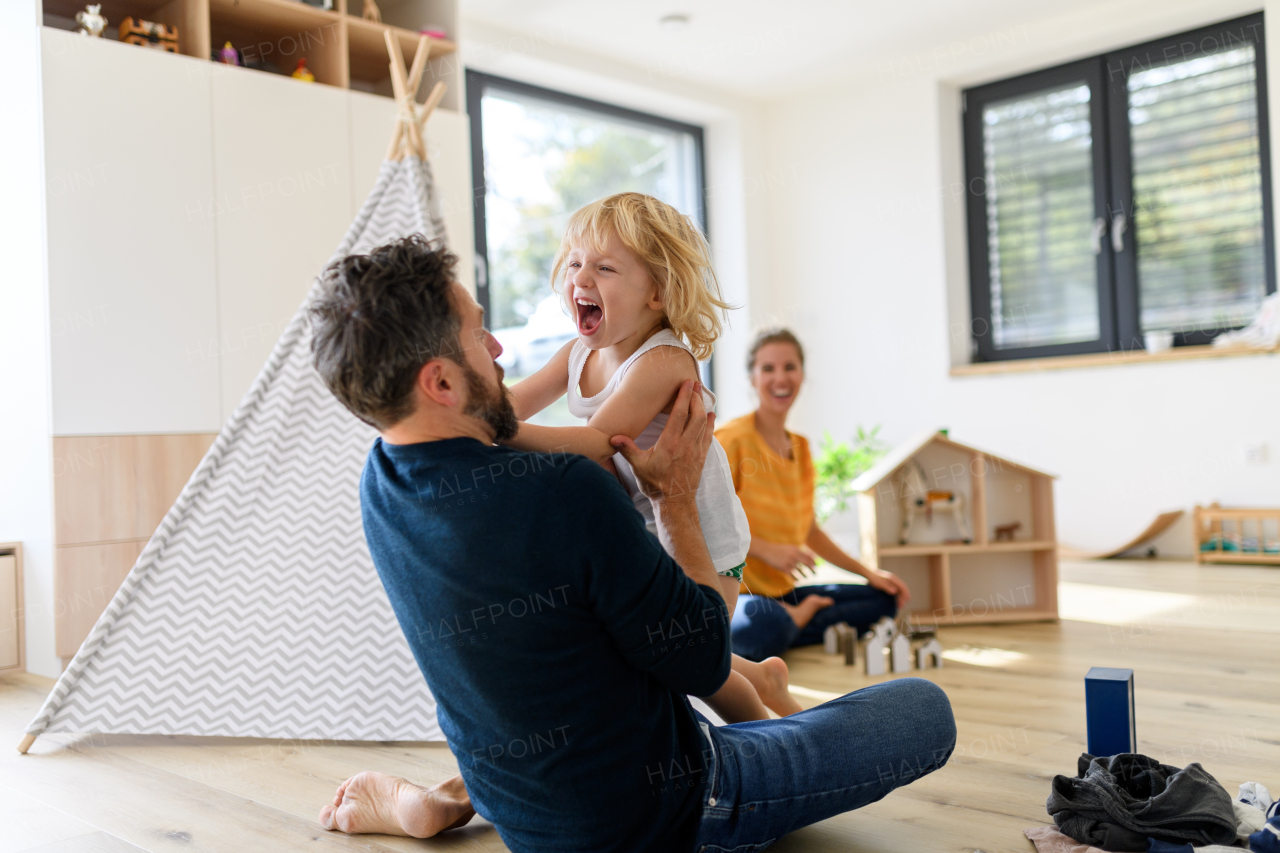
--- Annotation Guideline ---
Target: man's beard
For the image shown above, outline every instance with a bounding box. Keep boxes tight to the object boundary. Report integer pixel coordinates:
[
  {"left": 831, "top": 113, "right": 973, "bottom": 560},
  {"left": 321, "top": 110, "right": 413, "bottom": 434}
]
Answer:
[{"left": 460, "top": 360, "right": 518, "bottom": 443}]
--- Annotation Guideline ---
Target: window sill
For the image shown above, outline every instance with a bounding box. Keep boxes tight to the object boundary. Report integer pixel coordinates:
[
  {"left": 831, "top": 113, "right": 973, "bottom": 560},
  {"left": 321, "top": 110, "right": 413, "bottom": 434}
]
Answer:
[{"left": 950, "top": 342, "right": 1280, "bottom": 376}]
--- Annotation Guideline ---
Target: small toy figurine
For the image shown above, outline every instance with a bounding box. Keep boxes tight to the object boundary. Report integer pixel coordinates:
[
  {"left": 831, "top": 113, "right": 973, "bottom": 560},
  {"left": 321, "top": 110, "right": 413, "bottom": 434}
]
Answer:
[
  {"left": 994, "top": 521, "right": 1022, "bottom": 542},
  {"left": 291, "top": 58, "right": 316, "bottom": 82},
  {"left": 219, "top": 41, "right": 240, "bottom": 65},
  {"left": 75, "top": 4, "right": 107, "bottom": 37},
  {"left": 362, "top": 0, "right": 382, "bottom": 22}
]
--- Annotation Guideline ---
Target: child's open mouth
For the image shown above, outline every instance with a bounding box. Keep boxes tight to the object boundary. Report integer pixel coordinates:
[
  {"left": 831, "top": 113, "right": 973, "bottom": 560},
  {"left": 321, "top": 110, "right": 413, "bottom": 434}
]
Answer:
[{"left": 575, "top": 297, "right": 603, "bottom": 335}]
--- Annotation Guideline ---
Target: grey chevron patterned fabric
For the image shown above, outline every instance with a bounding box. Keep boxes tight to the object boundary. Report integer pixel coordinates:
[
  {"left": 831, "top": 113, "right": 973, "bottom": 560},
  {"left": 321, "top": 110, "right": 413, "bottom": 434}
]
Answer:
[{"left": 27, "top": 157, "right": 449, "bottom": 742}]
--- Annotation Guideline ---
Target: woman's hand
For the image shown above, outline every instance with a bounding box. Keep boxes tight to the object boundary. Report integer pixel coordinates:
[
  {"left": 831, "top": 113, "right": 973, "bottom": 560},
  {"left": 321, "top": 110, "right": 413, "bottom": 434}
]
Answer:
[
  {"left": 751, "top": 538, "right": 818, "bottom": 579},
  {"left": 865, "top": 568, "right": 912, "bottom": 608}
]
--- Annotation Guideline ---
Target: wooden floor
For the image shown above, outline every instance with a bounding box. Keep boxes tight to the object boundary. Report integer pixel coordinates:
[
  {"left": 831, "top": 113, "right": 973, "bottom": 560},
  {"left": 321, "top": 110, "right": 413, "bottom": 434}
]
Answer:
[{"left": 6, "top": 558, "right": 1280, "bottom": 853}]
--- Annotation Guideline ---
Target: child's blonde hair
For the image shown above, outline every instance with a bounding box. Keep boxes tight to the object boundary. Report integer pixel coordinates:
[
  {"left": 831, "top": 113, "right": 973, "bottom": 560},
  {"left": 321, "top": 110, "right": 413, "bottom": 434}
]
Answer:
[{"left": 550, "top": 192, "right": 730, "bottom": 360}]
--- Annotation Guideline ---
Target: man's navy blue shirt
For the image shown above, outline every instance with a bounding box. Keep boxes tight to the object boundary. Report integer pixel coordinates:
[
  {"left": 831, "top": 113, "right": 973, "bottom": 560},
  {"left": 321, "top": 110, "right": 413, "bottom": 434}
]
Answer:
[{"left": 360, "top": 436, "right": 732, "bottom": 853}]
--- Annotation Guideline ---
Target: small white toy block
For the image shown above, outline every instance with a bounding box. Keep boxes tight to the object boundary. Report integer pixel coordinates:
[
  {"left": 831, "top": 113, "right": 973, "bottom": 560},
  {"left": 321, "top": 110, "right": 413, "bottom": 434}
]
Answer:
[
  {"left": 916, "top": 637, "right": 943, "bottom": 669},
  {"left": 863, "top": 630, "right": 888, "bottom": 675},
  {"left": 890, "top": 632, "right": 913, "bottom": 673},
  {"left": 840, "top": 624, "right": 857, "bottom": 666},
  {"left": 823, "top": 623, "right": 840, "bottom": 655}
]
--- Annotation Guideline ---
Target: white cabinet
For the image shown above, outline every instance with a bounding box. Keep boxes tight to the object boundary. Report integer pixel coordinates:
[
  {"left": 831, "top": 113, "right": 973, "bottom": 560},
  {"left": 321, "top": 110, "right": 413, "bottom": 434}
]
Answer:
[
  {"left": 210, "top": 65, "right": 354, "bottom": 419},
  {"left": 42, "top": 32, "right": 475, "bottom": 432},
  {"left": 42, "top": 32, "right": 221, "bottom": 435}
]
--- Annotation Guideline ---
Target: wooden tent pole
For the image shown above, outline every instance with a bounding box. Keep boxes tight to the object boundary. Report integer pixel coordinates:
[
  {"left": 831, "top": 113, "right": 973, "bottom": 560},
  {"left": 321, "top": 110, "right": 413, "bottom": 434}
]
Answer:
[{"left": 18, "top": 733, "right": 35, "bottom": 753}]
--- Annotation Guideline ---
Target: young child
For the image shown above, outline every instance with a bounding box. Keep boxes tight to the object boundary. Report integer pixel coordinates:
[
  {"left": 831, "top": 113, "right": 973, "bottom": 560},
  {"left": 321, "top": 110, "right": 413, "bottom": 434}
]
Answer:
[{"left": 506, "top": 192, "right": 801, "bottom": 723}]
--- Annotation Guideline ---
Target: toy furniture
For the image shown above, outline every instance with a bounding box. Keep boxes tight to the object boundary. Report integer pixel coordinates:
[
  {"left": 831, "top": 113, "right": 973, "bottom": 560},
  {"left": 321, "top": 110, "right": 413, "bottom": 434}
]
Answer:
[
  {"left": 1194, "top": 503, "right": 1280, "bottom": 565},
  {"left": 899, "top": 461, "right": 972, "bottom": 544},
  {"left": 1085, "top": 667, "right": 1136, "bottom": 756},
  {"left": 851, "top": 429, "right": 1059, "bottom": 626}
]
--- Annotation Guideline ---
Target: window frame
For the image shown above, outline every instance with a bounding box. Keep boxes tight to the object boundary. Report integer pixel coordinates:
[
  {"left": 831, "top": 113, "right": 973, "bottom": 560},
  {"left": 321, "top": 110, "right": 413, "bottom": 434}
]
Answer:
[
  {"left": 464, "top": 70, "right": 709, "bottom": 329},
  {"left": 963, "top": 13, "right": 1275, "bottom": 362}
]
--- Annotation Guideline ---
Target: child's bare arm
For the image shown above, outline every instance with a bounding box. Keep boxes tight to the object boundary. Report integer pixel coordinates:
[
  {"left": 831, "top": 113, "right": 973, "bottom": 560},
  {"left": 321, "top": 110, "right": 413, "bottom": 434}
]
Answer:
[
  {"left": 584, "top": 346, "right": 700, "bottom": 443},
  {"left": 507, "top": 339, "right": 573, "bottom": 421},
  {"left": 504, "top": 346, "right": 698, "bottom": 466},
  {"left": 504, "top": 422, "right": 616, "bottom": 464}
]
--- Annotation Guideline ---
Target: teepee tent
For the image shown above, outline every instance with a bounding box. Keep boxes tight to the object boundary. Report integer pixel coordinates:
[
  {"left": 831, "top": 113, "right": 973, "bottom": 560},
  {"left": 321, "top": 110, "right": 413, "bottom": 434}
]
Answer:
[{"left": 21, "top": 34, "right": 450, "bottom": 753}]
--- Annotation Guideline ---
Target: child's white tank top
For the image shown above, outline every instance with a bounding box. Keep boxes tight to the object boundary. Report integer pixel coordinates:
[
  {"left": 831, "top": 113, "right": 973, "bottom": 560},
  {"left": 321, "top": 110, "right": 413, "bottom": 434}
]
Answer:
[{"left": 566, "top": 329, "right": 751, "bottom": 575}]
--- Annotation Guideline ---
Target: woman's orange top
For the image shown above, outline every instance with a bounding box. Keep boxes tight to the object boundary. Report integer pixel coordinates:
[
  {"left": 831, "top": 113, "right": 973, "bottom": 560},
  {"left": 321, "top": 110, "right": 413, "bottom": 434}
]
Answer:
[{"left": 715, "top": 413, "right": 815, "bottom": 599}]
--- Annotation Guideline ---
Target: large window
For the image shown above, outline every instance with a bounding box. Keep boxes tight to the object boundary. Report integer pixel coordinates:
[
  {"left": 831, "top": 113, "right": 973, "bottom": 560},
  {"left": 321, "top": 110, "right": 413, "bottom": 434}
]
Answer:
[
  {"left": 963, "top": 14, "right": 1274, "bottom": 361},
  {"left": 466, "top": 71, "right": 706, "bottom": 422}
]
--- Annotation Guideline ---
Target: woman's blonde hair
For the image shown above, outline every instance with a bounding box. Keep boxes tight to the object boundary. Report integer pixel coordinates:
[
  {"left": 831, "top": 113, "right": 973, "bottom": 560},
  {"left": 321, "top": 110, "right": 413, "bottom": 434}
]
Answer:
[{"left": 549, "top": 192, "right": 730, "bottom": 360}]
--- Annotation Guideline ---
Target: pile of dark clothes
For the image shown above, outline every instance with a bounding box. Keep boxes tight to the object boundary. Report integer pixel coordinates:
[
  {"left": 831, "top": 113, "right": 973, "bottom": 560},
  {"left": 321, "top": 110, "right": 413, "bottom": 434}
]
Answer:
[{"left": 1047, "top": 753, "right": 1239, "bottom": 851}]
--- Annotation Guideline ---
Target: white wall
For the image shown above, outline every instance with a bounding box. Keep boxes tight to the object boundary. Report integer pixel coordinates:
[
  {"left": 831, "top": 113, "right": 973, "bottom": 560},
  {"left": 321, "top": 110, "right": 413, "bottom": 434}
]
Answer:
[
  {"left": 0, "top": 1, "right": 58, "bottom": 678},
  {"left": 761, "top": 0, "right": 1280, "bottom": 555},
  {"left": 459, "top": 18, "right": 773, "bottom": 417}
]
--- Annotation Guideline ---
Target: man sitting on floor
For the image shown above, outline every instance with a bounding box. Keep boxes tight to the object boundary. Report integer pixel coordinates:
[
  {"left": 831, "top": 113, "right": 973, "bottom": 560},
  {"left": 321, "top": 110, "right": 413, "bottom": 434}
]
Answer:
[{"left": 308, "top": 235, "right": 957, "bottom": 852}]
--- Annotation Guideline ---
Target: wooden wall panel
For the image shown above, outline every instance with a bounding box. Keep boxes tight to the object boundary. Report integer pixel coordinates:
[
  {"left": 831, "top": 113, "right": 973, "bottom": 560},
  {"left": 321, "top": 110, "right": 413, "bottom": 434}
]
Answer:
[
  {"left": 55, "top": 541, "right": 145, "bottom": 660},
  {"left": 135, "top": 434, "right": 218, "bottom": 536},
  {"left": 52, "top": 433, "right": 216, "bottom": 663},
  {"left": 53, "top": 436, "right": 138, "bottom": 546}
]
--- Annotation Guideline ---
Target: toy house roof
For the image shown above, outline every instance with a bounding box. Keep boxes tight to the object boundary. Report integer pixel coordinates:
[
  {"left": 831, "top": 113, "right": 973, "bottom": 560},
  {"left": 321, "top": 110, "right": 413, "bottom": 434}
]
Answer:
[{"left": 849, "top": 428, "right": 1056, "bottom": 493}]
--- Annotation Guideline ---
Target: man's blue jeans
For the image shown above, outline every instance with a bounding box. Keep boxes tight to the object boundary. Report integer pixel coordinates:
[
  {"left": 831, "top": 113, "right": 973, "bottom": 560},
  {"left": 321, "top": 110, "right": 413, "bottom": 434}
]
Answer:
[
  {"left": 732, "top": 583, "right": 898, "bottom": 662},
  {"left": 693, "top": 678, "right": 955, "bottom": 851}
]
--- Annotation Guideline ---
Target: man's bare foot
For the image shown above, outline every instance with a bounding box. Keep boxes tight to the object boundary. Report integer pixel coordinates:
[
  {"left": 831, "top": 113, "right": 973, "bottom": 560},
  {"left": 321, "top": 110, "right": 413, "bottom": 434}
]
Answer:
[
  {"left": 319, "top": 771, "right": 474, "bottom": 838},
  {"left": 781, "top": 595, "right": 834, "bottom": 629},
  {"left": 755, "top": 656, "right": 804, "bottom": 716}
]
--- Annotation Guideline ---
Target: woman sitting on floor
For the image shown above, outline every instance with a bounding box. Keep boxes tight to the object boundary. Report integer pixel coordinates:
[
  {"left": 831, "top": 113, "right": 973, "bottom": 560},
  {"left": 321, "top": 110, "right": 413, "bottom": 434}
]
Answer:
[{"left": 716, "top": 328, "right": 912, "bottom": 662}]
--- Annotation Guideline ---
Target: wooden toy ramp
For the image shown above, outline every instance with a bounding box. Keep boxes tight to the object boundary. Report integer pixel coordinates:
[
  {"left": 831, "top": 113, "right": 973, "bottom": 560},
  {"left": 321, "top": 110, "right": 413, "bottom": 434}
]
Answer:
[{"left": 1060, "top": 510, "right": 1184, "bottom": 560}]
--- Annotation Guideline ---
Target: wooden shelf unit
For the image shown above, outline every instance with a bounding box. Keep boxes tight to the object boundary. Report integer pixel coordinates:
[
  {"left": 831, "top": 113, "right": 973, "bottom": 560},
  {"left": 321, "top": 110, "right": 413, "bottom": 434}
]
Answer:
[
  {"left": 0, "top": 543, "right": 25, "bottom": 675},
  {"left": 1194, "top": 504, "right": 1280, "bottom": 566},
  {"left": 852, "top": 430, "right": 1059, "bottom": 626},
  {"left": 41, "top": 0, "right": 456, "bottom": 96}
]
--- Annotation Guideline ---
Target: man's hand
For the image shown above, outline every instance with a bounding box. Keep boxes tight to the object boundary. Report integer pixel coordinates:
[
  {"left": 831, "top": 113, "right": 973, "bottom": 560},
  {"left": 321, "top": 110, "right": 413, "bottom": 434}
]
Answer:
[
  {"left": 611, "top": 380, "right": 719, "bottom": 592},
  {"left": 610, "top": 380, "right": 713, "bottom": 506}
]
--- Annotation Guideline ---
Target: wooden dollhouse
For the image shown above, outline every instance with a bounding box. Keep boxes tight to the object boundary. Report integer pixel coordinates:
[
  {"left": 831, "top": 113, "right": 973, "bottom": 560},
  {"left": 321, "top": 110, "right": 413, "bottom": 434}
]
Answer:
[{"left": 850, "top": 429, "right": 1059, "bottom": 626}]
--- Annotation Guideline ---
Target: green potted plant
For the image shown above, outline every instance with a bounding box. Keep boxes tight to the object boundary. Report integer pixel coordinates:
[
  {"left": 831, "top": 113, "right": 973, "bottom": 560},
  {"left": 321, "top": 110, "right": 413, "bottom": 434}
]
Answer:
[{"left": 814, "top": 425, "right": 886, "bottom": 523}]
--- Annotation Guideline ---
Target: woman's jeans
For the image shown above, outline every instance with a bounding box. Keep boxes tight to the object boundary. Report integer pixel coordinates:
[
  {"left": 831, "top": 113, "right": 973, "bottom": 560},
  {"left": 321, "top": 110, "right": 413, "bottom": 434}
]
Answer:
[
  {"left": 693, "top": 678, "right": 956, "bottom": 851},
  {"left": 731, "top": 583, "right": 897, "bottom": 662}
]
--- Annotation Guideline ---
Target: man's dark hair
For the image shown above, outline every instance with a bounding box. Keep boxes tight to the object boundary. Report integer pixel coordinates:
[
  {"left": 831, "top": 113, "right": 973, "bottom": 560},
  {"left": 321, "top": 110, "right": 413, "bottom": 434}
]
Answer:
[
  {"left": 747, "top": 327, "right": 805, "bottom": 373},
  {"left": 309, "top": 235, "right": 461, "bottom": 430}
]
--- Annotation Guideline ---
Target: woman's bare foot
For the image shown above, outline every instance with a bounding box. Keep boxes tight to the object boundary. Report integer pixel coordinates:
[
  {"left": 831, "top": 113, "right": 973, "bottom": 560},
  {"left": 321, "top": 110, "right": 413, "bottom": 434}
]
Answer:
[
  {"left": 781, "top": 595, "right": 834, "bottom": 629},
  {"left": 755, "top": 656, "right": 804, "bottom": 716},
  {"left": 319, "top": 771, "right": 474, "bottom": 838}
]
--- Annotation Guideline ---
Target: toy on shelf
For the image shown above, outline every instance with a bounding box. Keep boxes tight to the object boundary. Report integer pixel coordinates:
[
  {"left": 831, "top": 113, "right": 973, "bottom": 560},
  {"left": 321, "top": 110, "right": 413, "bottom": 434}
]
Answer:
[
  {"left": 218, "top": 42, "right": 240, "bottom": 65},
  {"left": 898, "top": 460, "right": 972, "bottom": 545},
  {"left": 1194, "top": 504, "right": 1280, "bottom": 565},
  {"left": 363, "top": 0, "right": 382, "bottom": 22},
  {"left": 75, "top": 4, "right": 107, "bottom": 37},
  {"left": 994, "top": 521, "right": 1021, "bottom": 542},
  {"left": 119, "top": 18, "right": 179, "bottom": 52},
  {"left": 291, "top": 58, "right": 316, "bottom": 82},
  {"left": 849, "top": 429, "right": 1059, "bottom": 627}
]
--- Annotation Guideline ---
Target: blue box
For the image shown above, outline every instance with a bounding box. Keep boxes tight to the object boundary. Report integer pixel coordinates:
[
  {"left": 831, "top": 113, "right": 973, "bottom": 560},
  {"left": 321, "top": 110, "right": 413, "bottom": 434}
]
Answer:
[{"left": 1085, "top": 667, "right": 1136, "bottom": 756}]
